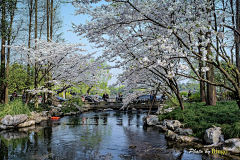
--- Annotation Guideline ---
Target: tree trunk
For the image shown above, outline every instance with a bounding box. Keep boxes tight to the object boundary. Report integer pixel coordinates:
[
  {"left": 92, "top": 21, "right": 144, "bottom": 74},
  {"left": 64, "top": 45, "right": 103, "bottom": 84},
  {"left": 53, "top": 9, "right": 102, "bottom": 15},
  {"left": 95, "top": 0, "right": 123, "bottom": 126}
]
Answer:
[
  {"left": 26, "top": 0, "right": 34, "bottom": 104},
  {"left": 206, "top": 1, "right": 216, "bottom": 106},
  {"left": 236, "top": 0, "right": 240, "bottom": 73},
  {"left": 35, "top": 0, "right": 38, "bottom": 108},
  {"left": 206, "top": 32, "right": 217, "bottom": 105},
  {"left": 5, "top": 1, "right": 16, "bottom": 104},
  {"left": 206, "top": 63, "right": 217, "bottom": 105},
  {"left": 1, "top": 1, "right": 6, "bottom": 103}
]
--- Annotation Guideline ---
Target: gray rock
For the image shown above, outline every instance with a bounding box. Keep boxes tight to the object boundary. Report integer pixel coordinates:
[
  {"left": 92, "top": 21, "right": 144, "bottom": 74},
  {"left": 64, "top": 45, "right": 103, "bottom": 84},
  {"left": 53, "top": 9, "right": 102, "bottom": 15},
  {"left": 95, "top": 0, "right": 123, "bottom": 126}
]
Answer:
[
  {"left": 155, "top": 125, "right": 168, "bottom": 132},
  {"left": 174, "top": 128, "right": 193, "bottom": 135},
  {"left": 223, "top": 138, "right": 240, "bottom": 153},
  {"left": 17, "top": 120, "right": 35, "bottom": 128},
  {"left": 204, "top": 127, "right": 221, "bottom": 144},
  {"left": 59, "top": 112, "right": 64, "bottom": 116},
  {"left": 165, "top": 130, "right": 178, "bottom": 140},
  {"left": 58, "top": 104, "right": 62, "bottom": 107},
  {"left": 131, "top": 108, "right": 137, "bottom": 111},
  {"left": 166, "top": 120, "right": 181, "bottom": 131},
  {"left": 41, "top": 111, "right": 48, "bottom": 117},
  {"left": 156, "top": 105, "right": 164, "bottom": 115},
  {"left": 1, "top": 115, "right": 14, "bottom": 126},
  {"left": 1, "top": 114, "right": 28, "bottom": 126},
  {"left": 70, "top": 111, "right": 77, "bottom": 115},
  {"left": 13, "top": 114, "right": 28, "bottom": 126},
  {"left": 142, "top": 115, "right": 159, "bottom": 126},
  {"left": 64, "top": 113, "right": 71, "bottom": 116},
  {"left": 176, "top": 135, "right": 200, "bottom": 143},
  {"left": 0, "top": 125, "right": 7, "bottom": 130}
]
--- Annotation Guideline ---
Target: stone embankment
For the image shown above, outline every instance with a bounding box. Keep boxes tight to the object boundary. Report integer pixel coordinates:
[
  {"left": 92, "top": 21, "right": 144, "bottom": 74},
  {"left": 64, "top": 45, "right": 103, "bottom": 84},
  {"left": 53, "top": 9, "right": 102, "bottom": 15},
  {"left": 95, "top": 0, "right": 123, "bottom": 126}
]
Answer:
[
  {"left": 143, "top": 104, "right": 240, "bottom": 154},
  {"left": 0, "top": 104, "right": 86, "bottom": 131}
]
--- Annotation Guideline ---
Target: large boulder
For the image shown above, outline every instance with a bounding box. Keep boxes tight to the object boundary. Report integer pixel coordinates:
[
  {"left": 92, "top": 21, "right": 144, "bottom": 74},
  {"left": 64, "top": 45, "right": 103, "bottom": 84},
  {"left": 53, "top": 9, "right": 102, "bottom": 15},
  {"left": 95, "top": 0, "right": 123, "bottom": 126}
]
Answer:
[
  {"left": 223, "top": 138, "right": 240, "bottom": 153},
  {"left": 29, "top": 112, "right": 48, "bottom": 123},
  {"left": 166, "top": 120, "right": 181, "bottom": 131},
  {"left": 204, "top": 127, "right": 222, "bottom": 144},
  {"left": 1, "top": 114, "right": 28, "bottom": 126},
  {"left": 13, "top": 114, "right": 28, "bottom": 126},
  {"left": 174, "top": 128, "right": 193, "bottom": 135},
  {"left": 1, "top": 115, "right": 14, "bottom": 126},
  {"left": 142, "top": 115, "right": 159, "bottom": 126},
  {"left": 17, "top": 120, "right": 35, "bottom": 128}
]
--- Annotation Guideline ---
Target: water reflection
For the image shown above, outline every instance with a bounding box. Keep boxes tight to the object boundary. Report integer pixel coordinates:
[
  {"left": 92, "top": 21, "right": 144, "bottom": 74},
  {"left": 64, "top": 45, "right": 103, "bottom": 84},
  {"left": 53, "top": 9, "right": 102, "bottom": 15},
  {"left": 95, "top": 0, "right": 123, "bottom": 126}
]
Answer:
[{"left": 0, "top": 111, "right": 235, "bottom": 160}]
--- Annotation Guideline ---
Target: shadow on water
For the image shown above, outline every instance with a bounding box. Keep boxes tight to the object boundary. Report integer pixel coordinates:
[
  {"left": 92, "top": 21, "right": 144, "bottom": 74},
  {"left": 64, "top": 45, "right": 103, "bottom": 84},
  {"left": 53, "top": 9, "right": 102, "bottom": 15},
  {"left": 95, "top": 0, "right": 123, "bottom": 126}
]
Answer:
[{"left": 0, "top": 110, "right": 238, "bottom": 160}]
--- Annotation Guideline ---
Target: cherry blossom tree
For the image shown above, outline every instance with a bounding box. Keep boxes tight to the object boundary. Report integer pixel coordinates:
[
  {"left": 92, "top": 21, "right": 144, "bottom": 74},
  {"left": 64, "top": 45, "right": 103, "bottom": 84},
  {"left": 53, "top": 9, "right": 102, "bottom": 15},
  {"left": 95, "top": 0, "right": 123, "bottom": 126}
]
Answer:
[
  {"left": 71, "top": 0, "right": 240, "bottom": 109},
  {"left": 5, "top": 38, "right": 109, "bottom": 105}
]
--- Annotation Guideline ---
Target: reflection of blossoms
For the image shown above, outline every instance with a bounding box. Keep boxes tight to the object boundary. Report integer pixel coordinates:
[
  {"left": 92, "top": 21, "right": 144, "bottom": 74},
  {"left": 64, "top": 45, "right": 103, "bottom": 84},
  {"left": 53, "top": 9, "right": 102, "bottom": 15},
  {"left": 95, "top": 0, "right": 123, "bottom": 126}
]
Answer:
[{"left": 201, "top": 67, "right": 210, "bottom": 72}]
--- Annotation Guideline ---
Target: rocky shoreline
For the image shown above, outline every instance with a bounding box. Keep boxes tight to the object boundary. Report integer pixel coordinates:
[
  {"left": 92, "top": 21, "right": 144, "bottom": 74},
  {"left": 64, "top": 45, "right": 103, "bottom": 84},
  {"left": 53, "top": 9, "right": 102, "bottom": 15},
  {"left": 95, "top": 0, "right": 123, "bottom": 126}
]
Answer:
[
  {"left": 0, "top": 105, "right": 85, "bottom": 130},
  {"left": 143, "top": 115, "right": 240, "bottom": 154}
]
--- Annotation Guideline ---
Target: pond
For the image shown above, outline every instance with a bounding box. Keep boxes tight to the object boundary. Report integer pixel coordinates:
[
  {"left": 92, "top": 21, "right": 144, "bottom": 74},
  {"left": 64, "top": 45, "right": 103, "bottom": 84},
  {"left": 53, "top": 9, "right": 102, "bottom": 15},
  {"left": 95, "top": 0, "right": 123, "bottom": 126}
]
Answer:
[{"left": 0, "top": 110, "right": 235, "bottom": 160}]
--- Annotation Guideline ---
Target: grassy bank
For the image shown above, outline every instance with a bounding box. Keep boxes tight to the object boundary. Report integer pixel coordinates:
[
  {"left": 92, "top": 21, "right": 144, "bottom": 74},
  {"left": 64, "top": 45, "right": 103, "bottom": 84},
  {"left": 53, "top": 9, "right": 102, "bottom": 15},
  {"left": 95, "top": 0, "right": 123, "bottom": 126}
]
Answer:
[
  {"left": 159, "top": 101, "right": 240, "bottom": 140},
  {"left": 0, "top": 99, "right": 31, "bottom": 119}
]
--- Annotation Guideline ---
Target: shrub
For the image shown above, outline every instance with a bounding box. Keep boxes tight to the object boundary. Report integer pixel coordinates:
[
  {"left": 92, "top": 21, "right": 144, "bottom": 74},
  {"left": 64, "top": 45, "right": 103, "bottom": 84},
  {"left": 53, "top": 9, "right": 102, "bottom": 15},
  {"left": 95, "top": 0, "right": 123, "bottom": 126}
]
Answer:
[
  {"left": 188, "top": 92, "right": 201, "bottom": 102},
  {"left": 180, "top": 92, "right": 188, "bottom": 97},
  {"left": 165, "top": 96, "right": 179, "bottom": 107},
  {"left": 158, "top": 101, "right": 240, "bottom": 139}
]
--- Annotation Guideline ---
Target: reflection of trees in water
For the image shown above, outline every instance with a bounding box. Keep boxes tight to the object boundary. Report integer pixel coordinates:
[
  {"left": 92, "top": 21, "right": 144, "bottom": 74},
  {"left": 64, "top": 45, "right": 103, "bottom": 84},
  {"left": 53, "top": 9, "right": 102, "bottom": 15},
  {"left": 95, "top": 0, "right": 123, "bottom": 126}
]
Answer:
[
  {"left": 46, "top": 114, "right": 113, "bottom": 159},
  {"left": 121, "top": 113, "right": 181, "bottom": 160},
  {"left": 0, "top": 123, "right": 54, "bottom": 160}
]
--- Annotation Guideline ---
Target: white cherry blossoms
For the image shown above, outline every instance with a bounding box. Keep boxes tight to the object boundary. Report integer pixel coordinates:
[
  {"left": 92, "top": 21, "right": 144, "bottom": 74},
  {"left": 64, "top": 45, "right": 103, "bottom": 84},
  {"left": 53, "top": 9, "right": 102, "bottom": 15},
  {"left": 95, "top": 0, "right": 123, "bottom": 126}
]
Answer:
[{"left": 178, "top": 64, "right": 189, "bottom": 71}]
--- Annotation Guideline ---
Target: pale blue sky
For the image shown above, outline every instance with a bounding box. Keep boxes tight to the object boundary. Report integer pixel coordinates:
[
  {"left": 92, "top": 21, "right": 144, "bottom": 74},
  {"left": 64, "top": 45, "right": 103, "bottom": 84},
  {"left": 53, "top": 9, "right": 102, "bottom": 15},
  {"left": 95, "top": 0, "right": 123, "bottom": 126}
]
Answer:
[{"left": 60, "top": 2, "right": 122, "bottom": 86}]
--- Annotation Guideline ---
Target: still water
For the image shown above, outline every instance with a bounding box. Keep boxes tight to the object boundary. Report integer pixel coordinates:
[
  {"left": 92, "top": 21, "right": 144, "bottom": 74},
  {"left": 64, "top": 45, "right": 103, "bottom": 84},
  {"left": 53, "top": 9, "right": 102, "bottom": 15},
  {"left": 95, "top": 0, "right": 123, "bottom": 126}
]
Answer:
[{"left": 0, "top": 110, "right": 236, "bottom": 160}]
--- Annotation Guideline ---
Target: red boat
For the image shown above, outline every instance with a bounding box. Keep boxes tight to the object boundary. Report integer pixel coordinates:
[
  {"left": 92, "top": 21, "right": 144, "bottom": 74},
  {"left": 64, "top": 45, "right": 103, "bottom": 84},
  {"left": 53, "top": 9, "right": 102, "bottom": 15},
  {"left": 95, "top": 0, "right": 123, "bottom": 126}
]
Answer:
[{"left": 51, "top": 117, "right": 60, "bottom": 120}]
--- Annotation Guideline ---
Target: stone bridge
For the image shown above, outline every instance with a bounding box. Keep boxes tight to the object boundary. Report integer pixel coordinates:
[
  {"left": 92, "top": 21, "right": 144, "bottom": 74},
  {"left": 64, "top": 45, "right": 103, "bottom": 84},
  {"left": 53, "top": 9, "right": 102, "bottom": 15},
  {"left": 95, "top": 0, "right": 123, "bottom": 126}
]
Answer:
[{"left": 82, "top": 100, "right": 164, "bottom": 110}]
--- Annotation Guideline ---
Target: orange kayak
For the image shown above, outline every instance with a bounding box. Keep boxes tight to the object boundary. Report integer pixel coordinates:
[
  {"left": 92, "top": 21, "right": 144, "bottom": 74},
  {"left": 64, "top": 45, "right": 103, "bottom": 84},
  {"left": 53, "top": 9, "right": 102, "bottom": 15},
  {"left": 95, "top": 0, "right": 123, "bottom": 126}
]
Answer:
[{"left": 51, "top": 117, "right": 60, "bottom": 120}]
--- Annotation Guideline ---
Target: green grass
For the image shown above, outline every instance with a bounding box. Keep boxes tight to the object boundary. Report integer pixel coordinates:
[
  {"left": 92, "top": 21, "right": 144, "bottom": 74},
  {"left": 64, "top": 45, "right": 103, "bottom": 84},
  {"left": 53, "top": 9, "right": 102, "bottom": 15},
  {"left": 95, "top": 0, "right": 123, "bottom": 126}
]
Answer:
[
  {"left": 158, "top": 101, "right": 240, "bottom": 139},
  {"left": 0, "top": 99, "right": 31, "bottom": 119}
]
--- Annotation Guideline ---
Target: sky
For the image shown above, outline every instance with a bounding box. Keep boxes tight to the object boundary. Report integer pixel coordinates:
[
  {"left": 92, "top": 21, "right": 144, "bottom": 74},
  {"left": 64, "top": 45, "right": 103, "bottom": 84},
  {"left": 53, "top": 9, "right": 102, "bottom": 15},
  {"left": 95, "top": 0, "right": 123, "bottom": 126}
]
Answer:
[{"left": 60, "top": 2, "right": 122, "bottom": 86}]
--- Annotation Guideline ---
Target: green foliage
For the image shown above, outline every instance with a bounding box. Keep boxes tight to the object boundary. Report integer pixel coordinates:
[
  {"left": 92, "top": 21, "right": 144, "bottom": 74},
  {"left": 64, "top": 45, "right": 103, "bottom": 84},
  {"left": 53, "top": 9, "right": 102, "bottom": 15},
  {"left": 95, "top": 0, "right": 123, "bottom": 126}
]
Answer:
[
  {"left": 165, "top": 96, "right": 179, "bottom": 107},
  {"left": 8, "top": 63, "right": 34, "bottom": 94},
  {"left": 188, "top": 92, "right": 201, "bottom": 102},
  {"left": 61, "top": 97, "right": 83, "bottom": 113},
  {"left": 63, "top": 97, "right": 83, "bottom": 107},
  {"left": 158, "top": 101, "right": 240, "bottom": 139},
  {"left": 0, "top": 99, "right": 31, "bottom": 119},
  {"left": 28, "top": 103, "right": 49, "bottom": 113},
  {"left": 180, "top": 92, "right": 188, "bottom": 97},
  {"left": 61, "top": 105, "right": 78, "bottom": 114},
  {"left": 178, "top": 83, "right": 199, "bottom": 91}
]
